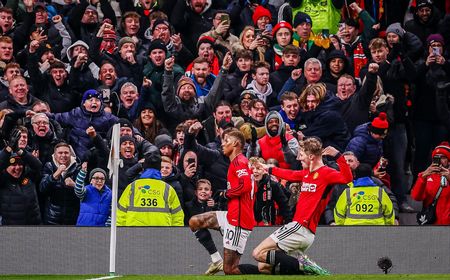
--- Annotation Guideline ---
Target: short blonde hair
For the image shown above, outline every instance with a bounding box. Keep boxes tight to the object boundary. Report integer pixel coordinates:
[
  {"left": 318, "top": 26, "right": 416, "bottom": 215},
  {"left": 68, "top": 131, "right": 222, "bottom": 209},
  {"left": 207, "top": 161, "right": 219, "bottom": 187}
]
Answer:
[{"left": 300, "top": 137, "right": 322, "bottom": 156}]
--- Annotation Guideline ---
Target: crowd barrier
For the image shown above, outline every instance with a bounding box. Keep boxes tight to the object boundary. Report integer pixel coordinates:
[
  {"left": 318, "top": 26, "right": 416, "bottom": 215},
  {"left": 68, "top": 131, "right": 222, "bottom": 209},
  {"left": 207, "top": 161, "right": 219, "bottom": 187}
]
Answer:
[{"left": 0, "top": 226, "right": 449, "bottom": 275}]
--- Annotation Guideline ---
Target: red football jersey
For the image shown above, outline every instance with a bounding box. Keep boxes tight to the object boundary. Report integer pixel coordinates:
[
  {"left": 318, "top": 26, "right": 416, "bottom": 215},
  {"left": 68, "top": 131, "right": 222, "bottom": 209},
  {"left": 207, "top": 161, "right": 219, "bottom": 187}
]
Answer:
[
  {"left": 225, "top": 153, "right": 256, "bottom": 230},
  {"left": 272, "top": 156, "right": 352, "bottom": 233}
]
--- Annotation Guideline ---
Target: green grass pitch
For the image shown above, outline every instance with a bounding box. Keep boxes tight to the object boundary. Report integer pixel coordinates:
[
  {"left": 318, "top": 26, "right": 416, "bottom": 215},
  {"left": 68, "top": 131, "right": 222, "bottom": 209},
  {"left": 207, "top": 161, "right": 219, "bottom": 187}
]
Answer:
[{"left": 0, "top": 275, "right": 450, "bottom": 280}]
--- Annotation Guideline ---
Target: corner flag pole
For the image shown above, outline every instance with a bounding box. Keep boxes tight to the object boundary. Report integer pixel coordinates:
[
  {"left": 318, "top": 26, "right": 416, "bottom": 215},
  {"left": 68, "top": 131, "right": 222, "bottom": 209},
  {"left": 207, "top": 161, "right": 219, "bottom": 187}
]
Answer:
[{"left": 108, "top": 123, "right": 121, "bottom": 276}]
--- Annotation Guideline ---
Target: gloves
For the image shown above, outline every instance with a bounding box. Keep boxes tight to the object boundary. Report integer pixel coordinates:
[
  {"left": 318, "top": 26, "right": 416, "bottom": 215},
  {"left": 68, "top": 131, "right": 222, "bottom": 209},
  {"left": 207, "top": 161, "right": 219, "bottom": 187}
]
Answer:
[
  {"left": 8, "top": 128, "right": 22, "bottom": 151},
  {"left": 251, "top": 126, "right": 258, "bottom": 145},
  {"left": 387, "top": 43, "right": 403, "bottom": 62},
  {"left": 280, "top": 125, "right": 287, "bottom": 145}
]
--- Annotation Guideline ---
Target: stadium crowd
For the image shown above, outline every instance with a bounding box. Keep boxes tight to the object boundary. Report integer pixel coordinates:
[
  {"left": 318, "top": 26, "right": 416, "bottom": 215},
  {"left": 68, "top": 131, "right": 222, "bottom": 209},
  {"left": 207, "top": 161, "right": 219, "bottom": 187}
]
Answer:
[{"left": 0, "top": 0, "right": 449, "bottom": 227}]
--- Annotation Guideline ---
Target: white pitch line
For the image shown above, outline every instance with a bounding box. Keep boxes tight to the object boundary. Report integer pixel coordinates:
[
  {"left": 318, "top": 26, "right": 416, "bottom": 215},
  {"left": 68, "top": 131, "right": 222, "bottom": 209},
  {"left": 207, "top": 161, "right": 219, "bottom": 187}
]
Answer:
[{"left": 86, "top": 275, "right": 122, "bottom": 280}]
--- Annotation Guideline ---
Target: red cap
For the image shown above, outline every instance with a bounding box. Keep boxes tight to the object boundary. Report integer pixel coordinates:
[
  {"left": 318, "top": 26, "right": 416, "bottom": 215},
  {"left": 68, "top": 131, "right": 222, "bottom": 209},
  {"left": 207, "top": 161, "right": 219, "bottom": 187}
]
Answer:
[
  {"left": 272, "top": 21, "right": 293, "bottom": 37},
  {"left": 252, "top": 6, "right": 272, "bottom": 26},
  {"left": 432, "top": 142, "right": 450, "bottom": 159}
]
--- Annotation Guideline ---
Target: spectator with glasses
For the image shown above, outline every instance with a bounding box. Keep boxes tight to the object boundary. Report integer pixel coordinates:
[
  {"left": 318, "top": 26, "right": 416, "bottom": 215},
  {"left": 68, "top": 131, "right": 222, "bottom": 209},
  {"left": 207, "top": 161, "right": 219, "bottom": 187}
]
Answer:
[
  {"left": 28, "top": 113, "right": 61, "bottom": 164},
  {"left": 74, "top": 163, "right": 112, "bottom": 226}
]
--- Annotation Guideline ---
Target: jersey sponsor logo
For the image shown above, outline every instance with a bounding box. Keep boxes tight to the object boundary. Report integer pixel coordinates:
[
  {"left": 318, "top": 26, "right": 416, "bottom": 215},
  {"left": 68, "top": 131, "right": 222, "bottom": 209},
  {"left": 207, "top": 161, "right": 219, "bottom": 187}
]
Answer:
[
  {"left": 236, "top": 168, "right": 249, "bottom": 178},
  {"left": 301, "top": 182, "right": 317, "bottom": 192}
]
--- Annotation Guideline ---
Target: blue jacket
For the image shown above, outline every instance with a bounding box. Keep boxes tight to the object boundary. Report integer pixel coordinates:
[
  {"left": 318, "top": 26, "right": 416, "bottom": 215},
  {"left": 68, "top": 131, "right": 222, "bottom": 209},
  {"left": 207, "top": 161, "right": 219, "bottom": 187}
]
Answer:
[
  {"left": 191, "top": 74, "right": 216, "bottom": 97},
  {"left": 51, "top": 105, "right": 118, "bottom": 160},
  {"left": 346, "top": 123, "right": 383, "bottom": 167},
  {"left": 76, "top": 185, "right": 112, "bottom": 226}
]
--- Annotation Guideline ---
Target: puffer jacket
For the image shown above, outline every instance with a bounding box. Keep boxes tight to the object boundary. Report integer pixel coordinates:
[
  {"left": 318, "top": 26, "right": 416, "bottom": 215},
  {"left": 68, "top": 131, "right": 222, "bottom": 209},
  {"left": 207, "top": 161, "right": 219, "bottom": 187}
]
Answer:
[
  {"left": 346, "top": 123, "right": 383, "bottom": 167},
  {"left": 0, "top": 150, "right": 42, "bottom": 225},
  {"left": 247, "top": 111, "right": 299, "bottom": 169},
  {"left": 51, "top": 104, "right": 118, "bottom": 160},
  {"left": 39, "top": 156, "right": 80, "bottom": 225}
]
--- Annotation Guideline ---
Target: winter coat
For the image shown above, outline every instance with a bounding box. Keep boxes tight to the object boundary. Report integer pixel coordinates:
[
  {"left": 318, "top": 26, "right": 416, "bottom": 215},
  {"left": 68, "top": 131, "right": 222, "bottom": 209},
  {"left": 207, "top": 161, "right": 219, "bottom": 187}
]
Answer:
[
  {"left": 51, "top": 105, "right": 118, "bottom": 160},
  {"left": 404, "top": 6, "right": 441, "bottom": 45},
  {"left": 411, "top": 172, "right": 450, "bottom": 225},
  {"left": 346, "top": 123, "right": 383, "bottom": 168},
  {"left": 247, "top": 111, "right": 299, "bottom": 169},
  {"left": 76, "top": 184, "right": 112, "bottom": 226},
  {"left": 161, "top": 68, "right": 226, "bottom": 129},
  {"left": 40, "top": 157, "right": 80, "bottom": 225},
  {"left": 301, "top": 95, "right": 350, "bottom": 152},
  {"left": 413, "top": 59, "right": 450, "bottom": 122},
  {"left": 223, "top": 68, "right": 251, "bottom": 105},
  {"left": 0, "top": 94, "right": 40, "bottom": 111},
  {"left": 338, "top": 72, "right": 377, "bottom": 134},
  {"left": 270, "top": 64, "right": 296, "bottom": 96},
  {"left": 170, "top": 0, "right": 214, "bottom": 53},
  {"left": 27, "top": 53, "right": 80, "bottom": 113},
  {"left": 0, "top": 150, "right": 42, "bottom": 225},
  {"left": 254, "top": 174, "right": 292, "bottom": 226},
  {"left": 183, "top": 131, "right": 229, "bottom": 192}
]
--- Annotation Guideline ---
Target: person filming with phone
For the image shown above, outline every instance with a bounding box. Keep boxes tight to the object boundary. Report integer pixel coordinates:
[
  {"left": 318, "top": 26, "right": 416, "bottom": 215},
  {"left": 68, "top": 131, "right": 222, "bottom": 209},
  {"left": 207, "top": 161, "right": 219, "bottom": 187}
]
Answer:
[
  {"left": 412, "top": 33, "right": 450, "bottom": 178},
  {"left": 201, "top": 11, "right": 239, "bottom": 52},
  {"left": 411, "top": 142, "right": 450, "bottom": 225}
]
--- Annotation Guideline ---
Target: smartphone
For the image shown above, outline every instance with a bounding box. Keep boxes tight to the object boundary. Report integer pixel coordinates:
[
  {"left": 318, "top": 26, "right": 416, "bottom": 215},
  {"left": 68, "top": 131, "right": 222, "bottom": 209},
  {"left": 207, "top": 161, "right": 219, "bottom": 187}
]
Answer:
[
  {"left": 265, "top": 24, "right": 272, "bottom": 33},
  {"left": 187, "top": 158, "right": 196, "bottom": 165},
  {"left": 432, "top": 155, "right": 441, "bottom": 165},
  {"left": 378, "top": 158, "right": 387, "bottom": 172},
  {"left": 432, "top": 47, "right": 440, "bottom": 56},
  {"left": 322, "top": 29, "right": 329, "bottom": 38},
  {"left": 220, "top": 14, "right": 230, "bottom": 25}
]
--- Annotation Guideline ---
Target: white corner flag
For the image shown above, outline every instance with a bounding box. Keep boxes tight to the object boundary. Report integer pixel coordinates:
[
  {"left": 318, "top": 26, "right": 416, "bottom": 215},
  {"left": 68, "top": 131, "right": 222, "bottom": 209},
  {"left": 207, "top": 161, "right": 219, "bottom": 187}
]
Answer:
[{"left": 107, "top": 123, "right": 121, "bottom": 276}]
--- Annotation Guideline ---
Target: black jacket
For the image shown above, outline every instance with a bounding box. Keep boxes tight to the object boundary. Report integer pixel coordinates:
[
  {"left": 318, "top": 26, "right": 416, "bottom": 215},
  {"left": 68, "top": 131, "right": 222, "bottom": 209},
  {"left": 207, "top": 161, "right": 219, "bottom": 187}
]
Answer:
[
  {"left": 254, "top": 174, "right": 292, "bottom": 226},
  {"left": 39, "top": 159, "right": 80, "bottom": 225},
  {"left": 0, "top": 150, "right": 42, "bottom": 225},
  {"left": 183, "top": 131, "right": 229, "bottom": 192}
]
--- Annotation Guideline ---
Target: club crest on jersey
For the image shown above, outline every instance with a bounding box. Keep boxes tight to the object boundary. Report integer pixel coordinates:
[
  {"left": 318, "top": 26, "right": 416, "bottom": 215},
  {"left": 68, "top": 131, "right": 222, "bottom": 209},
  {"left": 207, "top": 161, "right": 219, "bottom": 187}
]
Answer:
[
  {"left": 301, "top": 183, "right": 317, "bottom": 192},
  {"left": 236, "top": 169, "right": 248, "bottom": 178},
  {"left": 313, "top": 172, "right": 319, "bottom": 179}
]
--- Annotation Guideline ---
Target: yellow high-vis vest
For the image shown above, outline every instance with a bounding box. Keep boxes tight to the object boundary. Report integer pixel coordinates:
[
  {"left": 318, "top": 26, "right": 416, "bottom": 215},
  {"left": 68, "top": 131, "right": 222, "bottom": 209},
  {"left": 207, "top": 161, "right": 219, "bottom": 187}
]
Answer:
[
  {"left": 117, "top": 178, "right": 184, "bottom": 226},
  {"left": 334, "top": 183, "right": 395, "bottom": 226}
]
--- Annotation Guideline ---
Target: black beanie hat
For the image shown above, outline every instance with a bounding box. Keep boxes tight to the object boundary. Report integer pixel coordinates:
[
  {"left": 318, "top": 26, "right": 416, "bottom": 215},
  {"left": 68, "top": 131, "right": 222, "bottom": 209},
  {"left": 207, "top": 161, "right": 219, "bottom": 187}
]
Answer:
[
  {"left": 148, "top": 39, "right": 167, "bottom": 54},
  {"left": 143, "top": 152, "right": 162, "bottom": 170}
]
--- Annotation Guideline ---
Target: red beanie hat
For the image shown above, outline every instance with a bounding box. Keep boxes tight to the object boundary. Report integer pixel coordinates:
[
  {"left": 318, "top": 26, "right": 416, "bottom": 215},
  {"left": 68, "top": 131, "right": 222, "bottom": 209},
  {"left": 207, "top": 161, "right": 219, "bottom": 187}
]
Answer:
[
  {"left": 197, "top": 35, "right": 216, "bottom": 49},
  {"left": 432, "top": 142, "right": 450, "bottom": 159},
  {"left": 272, "top": 21, "right": 293, "bottom": 37},
  {"left": 252, "top": 6, "right": 272, "bottom": 26},
  {"left": 370, "top": 112, "right": 389, "bottom": 134}
]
